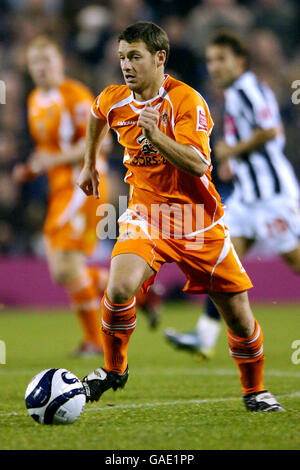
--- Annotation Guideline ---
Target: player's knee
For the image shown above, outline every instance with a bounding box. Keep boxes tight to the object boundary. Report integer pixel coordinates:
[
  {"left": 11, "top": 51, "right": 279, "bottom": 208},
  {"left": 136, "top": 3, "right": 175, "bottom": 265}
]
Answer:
[
  {"left": 227, "top": 315, "right": 254, "bottom": 338},
  {"left": 51, "top": 265, "right": 75, "bottom": 286},
  {"left": 48, "top": 251, "right": 84, "bottom": 287},
  {"left": 107, "top": 280, "right": 138, "bottom": 304},
  {"left": 210, "top": 290, "right": 254, "bottom": 338}
]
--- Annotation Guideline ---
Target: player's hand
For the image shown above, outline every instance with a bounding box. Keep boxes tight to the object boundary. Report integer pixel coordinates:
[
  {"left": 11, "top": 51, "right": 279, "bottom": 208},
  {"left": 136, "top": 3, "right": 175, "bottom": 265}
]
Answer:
[
  {"left": 137, "top": 103, "right": 160, "bottom": 142},
  {"left": 77, "top": 164, "right": 100, "bottom": 199},
  {"left": 217, "top": 161, "right": 233, "bottom": 182},
  {"left": 12, "top": 163, "right": 38, "bottom": 183},
  {"left": 214, "top": 140, "right": 234, "bottom": 162},
  {"left": 29, "top": 150, "right": 56, "bottom": 173}
]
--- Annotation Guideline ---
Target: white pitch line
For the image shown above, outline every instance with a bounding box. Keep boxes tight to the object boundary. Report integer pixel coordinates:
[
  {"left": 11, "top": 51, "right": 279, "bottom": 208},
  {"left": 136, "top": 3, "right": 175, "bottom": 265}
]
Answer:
[
  {"left": 85, "top": 392, "right": 300, "bottom": 413},
  {"left": 1, "top": 392, "right": 300, "bottom": 418},
  {"left": 1, "top": 367, "right": 300, "bottom": 378},
  {"left": 135, "top": 368, "right": 300, "bottom": 378}
]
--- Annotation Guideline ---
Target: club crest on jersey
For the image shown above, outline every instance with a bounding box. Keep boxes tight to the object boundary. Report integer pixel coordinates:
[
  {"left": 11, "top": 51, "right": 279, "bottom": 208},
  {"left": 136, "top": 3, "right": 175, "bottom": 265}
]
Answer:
[{"left": 196, "top": 105, "right": 208, "bottom": 132}]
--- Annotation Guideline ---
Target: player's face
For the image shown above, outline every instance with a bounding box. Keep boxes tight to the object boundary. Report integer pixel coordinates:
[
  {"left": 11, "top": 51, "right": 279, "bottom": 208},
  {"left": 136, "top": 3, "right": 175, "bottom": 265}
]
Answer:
[
  {"left": 27, "top": 46, "right": 64, "bottom": 89},
  {"left": 205, "top": 45, "right": 244, "bottom": 89},
  {"left": 118, "top": 40, "right": 159, "bottom": 95}
]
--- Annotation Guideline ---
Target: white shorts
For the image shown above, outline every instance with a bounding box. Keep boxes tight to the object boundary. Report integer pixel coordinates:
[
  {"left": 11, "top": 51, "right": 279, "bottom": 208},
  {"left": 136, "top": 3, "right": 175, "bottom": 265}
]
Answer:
[{"left": 224, "top": 195, "right": 300, "bottom": 254}]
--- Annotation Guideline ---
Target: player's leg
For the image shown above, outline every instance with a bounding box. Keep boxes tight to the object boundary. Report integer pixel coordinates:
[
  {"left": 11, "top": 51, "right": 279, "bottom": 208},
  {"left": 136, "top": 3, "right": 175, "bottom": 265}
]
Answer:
[
  {"left": 106, "top": 253, "right": 155, "bottom": 304},
  {"left": 101, "top": 253, "right": 156, "bottom": 369},
  {"left": 43, "top": 186, "right": 108, "bottom": 355},
  {"left": 165, "top": 296, "right": 222, "bottom": 358},
  {"left": 200, "top": 236, "right": 254, "bottom": 343},
  {"left": 165, "top": 236, "right": 255, "bottom": 357},
  {"left": 258, "top": 197, "right": 300, "bottom": 273},
  {"left": 82, "top": 251, "right": 159, "bottom": 402},
  {"left": 166, "top": 225, "right": 283, "bottom": 410},
  {"left": 46, "top": 249, "right": 103, "bottom": 355},
  {"left": 136, "top": 284, "right": 164, "bottom": 329},
  {"left": 87, "top": 265, "right": 110, "bottom": 296},
  {"left": 81, "top": 218, "right": 169, "bottom": 402},
  {"left": 208, "top": 289, "right": 284, "bottom": 411}
]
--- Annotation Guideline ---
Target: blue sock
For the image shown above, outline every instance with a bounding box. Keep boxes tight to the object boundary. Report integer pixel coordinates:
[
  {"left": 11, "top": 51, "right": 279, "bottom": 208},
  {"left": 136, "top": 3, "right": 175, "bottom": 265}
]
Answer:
[{"left": 205, "top": 296, "right": 221, "bottom": 321}]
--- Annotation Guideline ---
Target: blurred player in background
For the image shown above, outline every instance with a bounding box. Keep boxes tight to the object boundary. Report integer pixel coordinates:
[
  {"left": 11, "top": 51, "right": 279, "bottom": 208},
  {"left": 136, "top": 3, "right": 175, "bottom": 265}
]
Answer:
[
  {"left": 78, "top": 22, "right": 283, "bottom": 412},
  {"left": 13, "top": 36, "right": 110, "bottom": 356},
  {"left": 165, "top": 31, "right": 300, "bottom": 359}
]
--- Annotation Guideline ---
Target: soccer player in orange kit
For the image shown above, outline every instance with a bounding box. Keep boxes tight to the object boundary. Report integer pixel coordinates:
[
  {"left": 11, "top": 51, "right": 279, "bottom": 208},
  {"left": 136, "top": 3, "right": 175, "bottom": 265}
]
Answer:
[
  {"left": 13, "top": 36, "right": 111, "bottom": 356},
  {"left": 78, "top": 22, "right": 284, "bottom": 411}
]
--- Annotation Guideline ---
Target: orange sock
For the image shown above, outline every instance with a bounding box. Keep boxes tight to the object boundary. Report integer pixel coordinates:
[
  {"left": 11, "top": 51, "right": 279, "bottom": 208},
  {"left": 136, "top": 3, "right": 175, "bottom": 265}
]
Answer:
[
  {"left": 227, "top": 318, "right": 265, "bottom": 395},
  {"left": 67, "top": 271, "right": 102, "bottom": 347},
  {"left": 101, "top": 292, "right": 136, "bottom": 374}
]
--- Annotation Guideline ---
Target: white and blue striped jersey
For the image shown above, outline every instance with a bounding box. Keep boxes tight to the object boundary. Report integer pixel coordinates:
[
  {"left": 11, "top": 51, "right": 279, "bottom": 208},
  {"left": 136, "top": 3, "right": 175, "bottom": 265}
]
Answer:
[{"left": 224, "top": 71, "right": 299, "bottom": 204}]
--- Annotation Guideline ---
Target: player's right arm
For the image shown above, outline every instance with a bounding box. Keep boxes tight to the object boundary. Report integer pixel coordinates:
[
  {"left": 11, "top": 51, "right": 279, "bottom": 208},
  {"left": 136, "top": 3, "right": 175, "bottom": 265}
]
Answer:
[
  {"left": 78, "top": 88, "right": 114, "bottom": 198},
  {"left": 77, "top": 112, "right": 108, "bottom": 199},
  {"left": 216, "top": 83, "right": 280, "bottom": 162},
  {"left": 215, "top": 127, "right": 278, "bottom": 162}
]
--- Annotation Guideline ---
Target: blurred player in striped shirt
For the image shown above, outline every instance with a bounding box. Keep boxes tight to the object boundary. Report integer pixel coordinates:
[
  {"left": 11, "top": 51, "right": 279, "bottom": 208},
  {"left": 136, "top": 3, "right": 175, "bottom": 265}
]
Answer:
[{"left": 165, "top": 31, "right": 300, "bottom": 362}]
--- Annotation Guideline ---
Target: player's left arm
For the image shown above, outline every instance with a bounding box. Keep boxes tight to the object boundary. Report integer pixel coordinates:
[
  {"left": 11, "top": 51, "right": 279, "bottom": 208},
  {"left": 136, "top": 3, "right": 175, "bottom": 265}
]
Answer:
[
  {"left": 138, "top": 103, "right": 209, "bottom": 177},
  {"left": 29, "top": 138, "right": 86, "bottom": 173}
]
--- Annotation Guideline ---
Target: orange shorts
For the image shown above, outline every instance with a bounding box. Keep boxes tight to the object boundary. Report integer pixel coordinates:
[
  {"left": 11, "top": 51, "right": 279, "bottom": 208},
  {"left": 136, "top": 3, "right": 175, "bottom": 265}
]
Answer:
[
  {"left": 44, "top": 173, "right": 109, "bottom": 256},
  {"left": 111, "top": 220, "right": 253, "bottom": 294}
]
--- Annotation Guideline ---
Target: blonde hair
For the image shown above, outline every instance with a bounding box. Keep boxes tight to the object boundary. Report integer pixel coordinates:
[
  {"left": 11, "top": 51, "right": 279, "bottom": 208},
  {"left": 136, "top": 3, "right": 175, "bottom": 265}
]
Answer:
[{"left": 27, "top": 35, "right": 63, "bottom": 56}]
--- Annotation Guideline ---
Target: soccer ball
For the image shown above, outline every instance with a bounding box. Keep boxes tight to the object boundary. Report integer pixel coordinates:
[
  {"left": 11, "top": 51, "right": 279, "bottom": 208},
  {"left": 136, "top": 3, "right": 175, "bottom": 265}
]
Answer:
[{"left": 25, "top": 368, "right": 86, "bottom": 425}]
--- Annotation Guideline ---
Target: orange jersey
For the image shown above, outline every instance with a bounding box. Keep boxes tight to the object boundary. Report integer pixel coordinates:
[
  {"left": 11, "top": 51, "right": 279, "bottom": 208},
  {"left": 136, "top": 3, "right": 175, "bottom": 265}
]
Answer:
[
  {"left": 27, "top": 77, "right": 109, "bottom": 254},
  {"left": 28, "top": 77, "right": 103, "bottom": 194},
  {"left": 91, "top": 74, "right": 224, "bottom": 237}
]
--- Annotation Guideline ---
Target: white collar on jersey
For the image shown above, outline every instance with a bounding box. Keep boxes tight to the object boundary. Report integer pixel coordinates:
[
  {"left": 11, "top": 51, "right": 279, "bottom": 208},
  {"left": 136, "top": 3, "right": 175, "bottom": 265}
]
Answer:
[
  {"left": 231, "top": 70, "right": 256, "bottom": 89},
  {"left": 130, "top": 74, "right": 169, "bottom": 105},
  {"left": 35, "top": 88, "right": 63, "bottom": 107}
]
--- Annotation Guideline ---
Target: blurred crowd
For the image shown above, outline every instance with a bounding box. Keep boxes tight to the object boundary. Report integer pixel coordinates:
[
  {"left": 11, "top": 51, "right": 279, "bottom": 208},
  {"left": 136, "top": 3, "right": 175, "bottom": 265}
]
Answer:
[{"left": 0, "top": 0, "right": 300, "bottom": 255}]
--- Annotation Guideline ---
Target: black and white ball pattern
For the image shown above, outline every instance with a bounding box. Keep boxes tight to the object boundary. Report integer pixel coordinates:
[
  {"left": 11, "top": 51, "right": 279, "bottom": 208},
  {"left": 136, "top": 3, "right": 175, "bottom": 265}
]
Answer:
[{"left": 25, "top": 368, "right": 86, "bottom": 425}]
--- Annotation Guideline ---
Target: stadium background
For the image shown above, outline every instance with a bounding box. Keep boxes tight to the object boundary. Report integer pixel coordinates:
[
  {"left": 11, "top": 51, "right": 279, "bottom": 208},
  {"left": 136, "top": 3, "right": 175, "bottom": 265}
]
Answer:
[{"left": 0, "top": 0, "right": 300, "bottom": 306}]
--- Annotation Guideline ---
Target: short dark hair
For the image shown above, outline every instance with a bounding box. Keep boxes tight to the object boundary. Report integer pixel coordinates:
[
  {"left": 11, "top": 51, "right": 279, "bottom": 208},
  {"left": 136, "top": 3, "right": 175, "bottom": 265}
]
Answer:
[
  {"left": 118, "top": 21, "right": 170, "bottom": 64},
  {"left": 209, "top": 31, "right": 249, "bottom": 66}
]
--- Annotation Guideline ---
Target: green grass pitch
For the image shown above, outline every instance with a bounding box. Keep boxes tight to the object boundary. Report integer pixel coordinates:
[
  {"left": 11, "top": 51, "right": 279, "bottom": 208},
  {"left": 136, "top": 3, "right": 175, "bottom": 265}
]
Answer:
[{"left": 0, "top": 301, "right": 300, "bottom": 450}]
